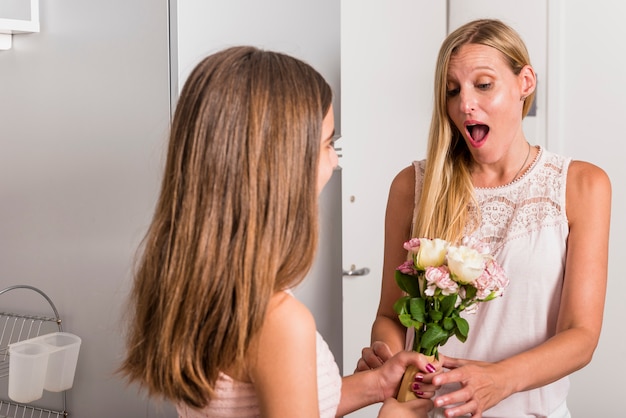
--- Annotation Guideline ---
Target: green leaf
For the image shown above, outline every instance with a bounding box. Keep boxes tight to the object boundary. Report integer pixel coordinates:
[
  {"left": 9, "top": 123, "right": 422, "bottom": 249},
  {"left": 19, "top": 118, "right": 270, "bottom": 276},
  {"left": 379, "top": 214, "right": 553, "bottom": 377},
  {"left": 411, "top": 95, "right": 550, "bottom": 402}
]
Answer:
[
  {"left": 409, "top": 297, "right": 426, "bottom": 323},
  {"left": 443, "top": 317, "right": 455, "bottom": 331},
  {"left": 430, "top": 309, "right": 443, "bottom": 322},
  {"left": 454, "top": 326, "right": 467, "bottom": 343},
  {"left": 420, "top": 324, "right": 449, "bottom": 351},
  {"left": 453, "top": 316, "right": 470, "bottom": 338},
  {"left": 398, "top": 313, "right": 413, "bottom": 328},
  {"left": 395, "top": 270, "right": 421, "bottom": 297},
  {"left": 398, "top": 313, "right": 422, "bottom": 329},
  {"left": 441, "top": 294, "right": 457, "bottom": 317},
  {"left": 393, "top": 296, "right": 411, "bottom": 315}
]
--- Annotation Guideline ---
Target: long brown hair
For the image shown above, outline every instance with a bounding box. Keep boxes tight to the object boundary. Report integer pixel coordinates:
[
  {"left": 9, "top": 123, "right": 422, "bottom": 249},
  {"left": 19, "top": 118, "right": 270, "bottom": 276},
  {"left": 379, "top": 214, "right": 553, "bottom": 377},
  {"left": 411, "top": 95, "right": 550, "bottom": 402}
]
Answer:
[
  {"left": 119, "top": 46, "right": 332, "bottom": 408},
  {"left": 413, "top": 19, "right": 534, "bottom": 243}
]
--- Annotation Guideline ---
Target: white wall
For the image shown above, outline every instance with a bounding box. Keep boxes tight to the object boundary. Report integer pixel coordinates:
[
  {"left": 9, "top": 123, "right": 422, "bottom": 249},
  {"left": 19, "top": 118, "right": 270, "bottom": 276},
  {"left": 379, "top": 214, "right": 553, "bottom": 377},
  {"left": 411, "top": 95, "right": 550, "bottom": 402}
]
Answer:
[
  {"left": 555, "top": 2, "right": 626, "bottom": 416},
  {"left": 341, "top": 1, "right": 625, "bottom": 416}
]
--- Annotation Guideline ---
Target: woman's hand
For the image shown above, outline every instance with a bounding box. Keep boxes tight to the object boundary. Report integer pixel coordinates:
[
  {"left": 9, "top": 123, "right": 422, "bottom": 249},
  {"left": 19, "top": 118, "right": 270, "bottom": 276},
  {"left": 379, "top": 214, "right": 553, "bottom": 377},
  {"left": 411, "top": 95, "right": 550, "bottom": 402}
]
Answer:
[
  {"left": 432, "top": 355, "right": 512, "bottom": 417},
  {"left": 338, "top": 350, "right": 440, "bottom": 416},
  {"left": 378, "top": 397, "right": 433, "bottom": 418},
  {"left": 376, "top": 351, "right": 442, "bottom": 400},
  {"left": 355, "top": 341, "right": 394, "bottom": 372}
]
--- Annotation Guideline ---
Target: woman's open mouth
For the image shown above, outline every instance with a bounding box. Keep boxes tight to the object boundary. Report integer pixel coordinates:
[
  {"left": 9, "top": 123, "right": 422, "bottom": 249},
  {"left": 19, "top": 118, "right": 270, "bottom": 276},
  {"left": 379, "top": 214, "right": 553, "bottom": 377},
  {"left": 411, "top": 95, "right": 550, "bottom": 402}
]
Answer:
[{"left": 466, "top": 123, "right": 489, "bottom": 147}]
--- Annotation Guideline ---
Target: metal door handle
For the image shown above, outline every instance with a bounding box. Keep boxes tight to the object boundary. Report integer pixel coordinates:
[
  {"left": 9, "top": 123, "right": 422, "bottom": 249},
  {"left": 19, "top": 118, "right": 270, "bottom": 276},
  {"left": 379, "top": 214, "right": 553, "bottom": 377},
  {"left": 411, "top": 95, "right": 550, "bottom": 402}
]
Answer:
[{"left": 343, "top": 265, "right": 370, "bottom": 277}]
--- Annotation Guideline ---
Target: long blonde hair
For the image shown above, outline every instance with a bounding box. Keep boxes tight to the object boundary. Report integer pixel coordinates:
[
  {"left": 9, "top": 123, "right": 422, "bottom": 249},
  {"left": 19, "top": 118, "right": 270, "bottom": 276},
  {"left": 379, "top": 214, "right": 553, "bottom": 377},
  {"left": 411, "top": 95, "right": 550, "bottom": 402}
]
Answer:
[
  {"left": 413, "top": 19, "right": 534, "bottom": 243},
  {"left": 119, "top": 46, "right": 332, "bottom": 408}
]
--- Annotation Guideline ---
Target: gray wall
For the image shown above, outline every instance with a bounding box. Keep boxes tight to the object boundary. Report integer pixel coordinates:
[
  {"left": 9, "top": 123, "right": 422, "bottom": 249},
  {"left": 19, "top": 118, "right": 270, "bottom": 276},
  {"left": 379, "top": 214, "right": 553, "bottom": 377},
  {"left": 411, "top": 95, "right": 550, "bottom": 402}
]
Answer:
[
  {"left": 0, "top": 0, "right": 173, "bottom": 416},
  {"left": 1, "top": 0, "right": 340, "bottom": 417}
]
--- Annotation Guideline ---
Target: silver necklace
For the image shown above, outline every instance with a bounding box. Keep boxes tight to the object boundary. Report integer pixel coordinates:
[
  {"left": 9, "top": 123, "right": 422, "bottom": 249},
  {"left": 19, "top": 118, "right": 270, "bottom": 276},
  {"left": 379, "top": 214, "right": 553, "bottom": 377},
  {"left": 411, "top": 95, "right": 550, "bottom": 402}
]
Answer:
[{"left": 511, "top": 142, "right": 531, "bottom": 182}]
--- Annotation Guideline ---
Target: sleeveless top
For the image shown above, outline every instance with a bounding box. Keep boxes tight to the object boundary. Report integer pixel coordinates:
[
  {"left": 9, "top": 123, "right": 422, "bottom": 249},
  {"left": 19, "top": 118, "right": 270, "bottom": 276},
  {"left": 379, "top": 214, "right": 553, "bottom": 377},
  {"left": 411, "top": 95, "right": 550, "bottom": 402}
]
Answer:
[
  {"left": 177, "top": 293, "right": 342, "bottom": 418},
  {"left": 409, "top": 147, "right": 572, "bottom": 418}
]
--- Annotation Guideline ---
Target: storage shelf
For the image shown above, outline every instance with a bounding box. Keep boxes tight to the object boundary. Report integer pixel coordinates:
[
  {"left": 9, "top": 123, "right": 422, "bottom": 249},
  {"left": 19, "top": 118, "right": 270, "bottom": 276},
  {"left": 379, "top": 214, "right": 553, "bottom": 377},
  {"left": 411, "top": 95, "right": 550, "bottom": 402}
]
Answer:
[{"left": 0, "top": 286, "right": 67, "bottom": 418}]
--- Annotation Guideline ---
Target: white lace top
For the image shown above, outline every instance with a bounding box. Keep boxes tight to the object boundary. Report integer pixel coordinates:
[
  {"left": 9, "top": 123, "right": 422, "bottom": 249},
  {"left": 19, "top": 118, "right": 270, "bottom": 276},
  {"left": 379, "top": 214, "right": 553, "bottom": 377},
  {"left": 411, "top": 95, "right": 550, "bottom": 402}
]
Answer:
[
  {"left": 177, "top": 293, "right": 342, "bottom": 418},
  {"left": 411, "top": 147, "right": 572, "bottom": 418}
]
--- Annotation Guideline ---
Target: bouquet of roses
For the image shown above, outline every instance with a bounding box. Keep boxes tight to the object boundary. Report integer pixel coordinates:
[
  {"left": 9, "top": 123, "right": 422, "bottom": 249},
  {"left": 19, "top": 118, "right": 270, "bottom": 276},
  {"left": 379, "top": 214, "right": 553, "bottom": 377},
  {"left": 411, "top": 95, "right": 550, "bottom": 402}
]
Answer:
[{"left": 394, "top": 237, "right": 509, "bottom": 359}]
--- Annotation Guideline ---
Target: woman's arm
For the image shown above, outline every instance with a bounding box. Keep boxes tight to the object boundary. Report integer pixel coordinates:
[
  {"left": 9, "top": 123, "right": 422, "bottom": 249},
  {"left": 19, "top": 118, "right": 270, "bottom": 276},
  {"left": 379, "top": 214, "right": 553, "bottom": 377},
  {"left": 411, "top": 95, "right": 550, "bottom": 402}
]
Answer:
[
  {"left": 250, "top": 293, "right": 320, "bottom": 418},
  {"left": 356, "top": 166, "right": 417, "bottom": 372},
  {"left": 252, "top": 293, "right": 437, "bottom": 417},
  {"left": 432, "top": 160, "right": 612, "bottom": 417}
]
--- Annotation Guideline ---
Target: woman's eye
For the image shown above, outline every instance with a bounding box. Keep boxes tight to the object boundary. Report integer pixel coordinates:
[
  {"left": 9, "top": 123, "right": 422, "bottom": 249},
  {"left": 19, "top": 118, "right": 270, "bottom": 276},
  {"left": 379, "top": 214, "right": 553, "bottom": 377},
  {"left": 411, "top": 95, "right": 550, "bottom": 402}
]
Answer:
[
  {"left": 477, "top": 83, "right": 491, "bottom": 90},
  {"left": 446, "top": 88, "right": 460, "bottom": 97}
]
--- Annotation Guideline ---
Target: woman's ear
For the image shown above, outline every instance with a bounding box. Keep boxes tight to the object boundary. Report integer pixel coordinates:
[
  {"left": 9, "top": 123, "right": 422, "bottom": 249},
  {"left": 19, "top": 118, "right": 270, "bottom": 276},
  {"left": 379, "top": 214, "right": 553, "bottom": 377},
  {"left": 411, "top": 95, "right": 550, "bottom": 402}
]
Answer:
[{"left": 519, "top": 64, "right": 537, "bottom": 100}]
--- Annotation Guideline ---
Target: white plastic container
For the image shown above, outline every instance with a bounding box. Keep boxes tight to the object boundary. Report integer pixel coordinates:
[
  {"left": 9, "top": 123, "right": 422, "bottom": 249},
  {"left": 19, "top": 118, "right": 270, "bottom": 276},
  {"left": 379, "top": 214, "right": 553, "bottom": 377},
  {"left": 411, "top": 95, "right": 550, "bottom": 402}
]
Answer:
[
  {"left": 40, "top": 332, "right": 81, "bottom": 392},
  {"left": 8, "top": 342, "right": 49, "bottom": 403},
  {"left": 7, "top": 331, "right": 81, "bottom": 402}
]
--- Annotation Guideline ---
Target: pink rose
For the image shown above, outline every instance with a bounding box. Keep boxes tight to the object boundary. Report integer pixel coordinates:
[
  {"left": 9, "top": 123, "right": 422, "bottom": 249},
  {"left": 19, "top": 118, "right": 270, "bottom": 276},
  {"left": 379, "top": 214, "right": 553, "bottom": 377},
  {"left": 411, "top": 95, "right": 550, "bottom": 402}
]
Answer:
[
  {"left": 397, "top": 260, "right": 418, "bottom": 276},
  {"left": 424, "top": 266, "right": 458, "bottom": 296},
  {"left": 403, "top": 238, "right": 421, "bottom": 253},
  {"left": 474, "top": 258, "right": 509, "bottom": 300}
]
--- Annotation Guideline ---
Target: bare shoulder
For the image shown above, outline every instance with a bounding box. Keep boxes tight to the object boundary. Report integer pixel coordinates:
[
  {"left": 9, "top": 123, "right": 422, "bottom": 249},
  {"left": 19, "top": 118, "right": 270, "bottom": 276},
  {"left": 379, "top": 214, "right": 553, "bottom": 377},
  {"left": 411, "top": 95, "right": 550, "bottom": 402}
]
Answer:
[
  {"left": 387, "top": 165, "right": 416, "bottom": 212},
  {"left": 249, "top": 293, "right": 320, "bottom": 415},
  {"left": 389, "top": 165, "right": 416, "bottom": 197},
  {"left": 567, "top": 160, "right": 611, "bottom": 198},
  {"left": 249, "top": 291, "right": 317, "bottom": 382},
  {"left": 265, "top": 291, "right": 316, "bottom": 337},
  {"left": 566, "top": 160, "right": 611, "bottom": 224}
]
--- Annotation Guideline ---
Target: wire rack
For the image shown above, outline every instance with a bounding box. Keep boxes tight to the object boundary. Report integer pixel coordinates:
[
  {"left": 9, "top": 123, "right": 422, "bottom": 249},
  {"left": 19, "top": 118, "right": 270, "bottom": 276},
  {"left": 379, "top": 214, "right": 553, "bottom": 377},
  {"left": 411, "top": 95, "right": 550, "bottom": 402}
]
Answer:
[{"left": 0, "top": 285, "right": 66, "bottom": 418}]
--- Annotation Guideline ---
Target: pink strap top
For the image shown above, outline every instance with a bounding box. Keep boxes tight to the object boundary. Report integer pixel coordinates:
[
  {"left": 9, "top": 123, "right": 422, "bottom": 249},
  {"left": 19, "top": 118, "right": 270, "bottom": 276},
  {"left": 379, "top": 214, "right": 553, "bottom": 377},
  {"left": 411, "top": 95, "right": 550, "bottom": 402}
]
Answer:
[{"left": 177, "top": 296, "right": 342, "bottom": 417}]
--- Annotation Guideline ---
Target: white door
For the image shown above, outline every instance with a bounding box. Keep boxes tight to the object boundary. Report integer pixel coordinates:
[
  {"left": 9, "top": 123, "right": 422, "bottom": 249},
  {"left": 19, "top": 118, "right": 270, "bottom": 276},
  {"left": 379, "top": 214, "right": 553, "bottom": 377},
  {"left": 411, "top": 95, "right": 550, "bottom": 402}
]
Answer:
[{"left": 340, "top": 1, "right": 446, "bottom": 416}]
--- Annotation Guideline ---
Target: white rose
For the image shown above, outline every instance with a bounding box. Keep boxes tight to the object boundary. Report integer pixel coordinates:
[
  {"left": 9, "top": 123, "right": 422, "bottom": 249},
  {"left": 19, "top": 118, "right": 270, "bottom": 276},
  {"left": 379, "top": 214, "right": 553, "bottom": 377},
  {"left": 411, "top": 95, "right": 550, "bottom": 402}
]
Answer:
[
  {"left": 446, "top": 245, "right": 486, "bottom": 284},
  {"left": 415, "top": 238, "right": 448, "bottom": 269}
]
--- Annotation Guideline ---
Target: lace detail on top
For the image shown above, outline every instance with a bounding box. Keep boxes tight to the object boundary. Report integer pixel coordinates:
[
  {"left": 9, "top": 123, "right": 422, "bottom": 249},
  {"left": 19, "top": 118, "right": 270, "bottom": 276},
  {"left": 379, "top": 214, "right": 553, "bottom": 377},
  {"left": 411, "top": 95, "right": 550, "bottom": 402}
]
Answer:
[
  {"left": 466, "top": 147, "right": 569, "bottom": 256},
  {"left": 411, "top": 147, "right": 567, "bottom": 253}
]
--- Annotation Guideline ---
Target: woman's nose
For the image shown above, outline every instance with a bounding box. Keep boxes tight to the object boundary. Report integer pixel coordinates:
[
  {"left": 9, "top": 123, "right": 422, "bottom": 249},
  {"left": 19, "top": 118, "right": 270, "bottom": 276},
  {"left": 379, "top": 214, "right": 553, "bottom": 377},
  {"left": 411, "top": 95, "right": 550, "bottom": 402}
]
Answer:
[{"left": 460, "top": 91, "right": 476, "bottom": 114}]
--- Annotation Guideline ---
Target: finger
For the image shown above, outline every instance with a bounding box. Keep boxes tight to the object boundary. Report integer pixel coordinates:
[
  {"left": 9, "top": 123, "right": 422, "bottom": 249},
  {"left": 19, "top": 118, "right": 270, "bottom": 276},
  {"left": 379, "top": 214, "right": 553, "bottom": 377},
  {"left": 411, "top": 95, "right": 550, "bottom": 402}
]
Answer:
[
  {"left": 415, "top": 390, "right": 436, "bottom": 399},
  {"left": 442, "top": 399, "right": 480, "bottom": 418},
  {"left": 411, "top": 378, "right": 438, "bottom": 399},
  {"left": 354, "top": 358, "right": 371, "bottom": 373},
  {"left": 433, "top": 385, "right": 472, "bottom": 409},
  {"left": 431, "top": 367, "right": 467, "bottom": 386},
  {"left": 415, "top": 382, "right": 438, "bottom": 393},
  {"left": 362, "top": 348, "right": 386, "bottom": 369},
  {"left": 371, "top": 341, "right": 394, "bottom": 362},
  {"left": 440, "top": 354, "right": 465, "bottom": 369}
]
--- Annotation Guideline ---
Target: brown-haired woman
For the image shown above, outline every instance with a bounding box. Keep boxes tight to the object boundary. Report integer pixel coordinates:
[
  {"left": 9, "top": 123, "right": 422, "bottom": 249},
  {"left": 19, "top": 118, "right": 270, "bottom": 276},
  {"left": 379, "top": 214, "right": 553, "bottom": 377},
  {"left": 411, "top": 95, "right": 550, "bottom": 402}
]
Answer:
[{"left": 119, "top": 46, "right": 435, "bottom": 417}]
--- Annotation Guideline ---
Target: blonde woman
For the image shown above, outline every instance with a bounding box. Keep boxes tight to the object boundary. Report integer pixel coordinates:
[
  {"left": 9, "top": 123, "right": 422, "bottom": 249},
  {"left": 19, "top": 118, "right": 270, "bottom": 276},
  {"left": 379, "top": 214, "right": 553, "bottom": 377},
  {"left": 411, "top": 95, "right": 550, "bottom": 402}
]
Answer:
[
  {"left": 119, "top": 46, "right": 436, "bottom": 417},
  {"left": 357, "top": 19, "right": 611, "bottom": 418}
]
